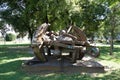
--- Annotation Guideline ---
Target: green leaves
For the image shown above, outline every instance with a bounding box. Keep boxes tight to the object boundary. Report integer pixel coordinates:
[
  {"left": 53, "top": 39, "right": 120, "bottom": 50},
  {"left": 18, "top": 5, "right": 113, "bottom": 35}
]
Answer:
[
  {"left": 0, "top": 0, "right": 119, "bottom": 41},
  {"left": 76, "top": 0, "right": 108, "bottom": 37}
]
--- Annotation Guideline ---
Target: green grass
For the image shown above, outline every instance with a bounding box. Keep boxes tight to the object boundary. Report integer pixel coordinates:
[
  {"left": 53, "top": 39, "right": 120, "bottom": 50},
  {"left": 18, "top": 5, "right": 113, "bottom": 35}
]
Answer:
[
  {"left": 0, "top": 43, "right": 30, "bottom": 47},
  {"left": 0, "top": 44, "right": 120, "bottom": 80},
  {"left": 98, "top": 46, "right": 120, "bottom": 63}
]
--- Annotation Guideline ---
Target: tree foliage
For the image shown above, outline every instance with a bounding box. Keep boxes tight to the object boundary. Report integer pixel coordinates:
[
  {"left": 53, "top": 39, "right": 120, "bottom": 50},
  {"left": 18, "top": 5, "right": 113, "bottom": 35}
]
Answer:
[
  {"left": 0, "top": 0, "right": 120, "bottom": 45},
  {"left": 0, "top": 0, "right": 72, "bottom": 42}
]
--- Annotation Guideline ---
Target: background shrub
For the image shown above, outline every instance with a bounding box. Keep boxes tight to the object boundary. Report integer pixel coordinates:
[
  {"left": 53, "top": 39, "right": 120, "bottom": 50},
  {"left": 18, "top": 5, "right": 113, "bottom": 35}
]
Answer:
[{"left": 5, "top": 33, "right": 16, "bottom": 41}]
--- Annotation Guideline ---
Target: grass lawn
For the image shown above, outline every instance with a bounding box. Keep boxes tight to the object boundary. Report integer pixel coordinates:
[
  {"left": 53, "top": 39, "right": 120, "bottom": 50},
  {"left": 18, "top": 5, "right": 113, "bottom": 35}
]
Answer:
[{"left": 0, "top": 43, "right": 120, "bottom": 80}]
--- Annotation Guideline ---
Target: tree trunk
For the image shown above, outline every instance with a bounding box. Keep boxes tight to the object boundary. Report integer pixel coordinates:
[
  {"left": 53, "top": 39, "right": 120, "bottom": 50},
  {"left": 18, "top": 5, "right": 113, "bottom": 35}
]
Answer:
[
  {"left": 109, "top": 30, "right": 114, "bottom": 55},
  {"left": 91, "top": 35, "right": 94, "bottom": 43},
  {"left": 45, "top": 4, "right": 49, "bottom": 24},
  {"left": 109, "top": 8, "right": 116, "bottom": 55},
  {"left": 28, "top": 27, "right": 33, "bottom": 44}
]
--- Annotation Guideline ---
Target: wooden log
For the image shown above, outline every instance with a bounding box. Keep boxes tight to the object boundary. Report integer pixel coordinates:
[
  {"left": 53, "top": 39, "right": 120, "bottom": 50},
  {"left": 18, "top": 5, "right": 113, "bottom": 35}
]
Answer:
[
  {"left": 31, "top": 44, "right": 47, "bottom": 62},
  {"left": 31, "top": 23, "right": 50, "bottom": 62},
  {"left": 49, "top": 41, "right": 83, "bottom": 49}
]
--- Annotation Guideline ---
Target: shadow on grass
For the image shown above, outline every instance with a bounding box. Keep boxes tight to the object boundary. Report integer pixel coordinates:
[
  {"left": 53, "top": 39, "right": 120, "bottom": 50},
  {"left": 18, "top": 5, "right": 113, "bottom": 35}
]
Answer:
[
  {"left": 94, "top": 69, "right": 120, "bottom": 80},
  {"left": 0, "top": 59, "right": 94, "bottom": 80},
  {"left": 0, "top": 59, "right": 120, "bottom": 80},
  {"left": 0, "top": 46, "right": 33, "bottom": 60},
  {"left": 0, "top": 60, "right": 29, "bottom": 80}
]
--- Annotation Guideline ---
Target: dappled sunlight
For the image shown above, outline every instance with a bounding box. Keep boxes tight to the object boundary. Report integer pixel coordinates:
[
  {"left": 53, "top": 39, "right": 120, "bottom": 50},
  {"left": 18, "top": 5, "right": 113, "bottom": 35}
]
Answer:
[
  {"left": 94, "top": 69, "right": 120, "bottom": 80},
  {"left": 99, "top": 60, "right": 120, "bottom": 71},
  {"left": 115, "top": 45, "right": 120, "bottom": 48},
  {"left": 0, "top": 57, "right": 33, "bottom": 65},
  {"left": 98, "top": 45, "right": 120, "bottom": 61},
  {"left": 21, "top": 77, "right": 31, "bottom": 80},
  {"left": 99, "top": 54, "right": 120, "bottom": 62},
  {"left": 0, "top": 52, "right": 3, "bottom": 53},
  {"left": 43, "top": 73, "right": 56, "bottom": 77},
  {"left": 0, "top": 71, "right": 16, "bottom": 76}
]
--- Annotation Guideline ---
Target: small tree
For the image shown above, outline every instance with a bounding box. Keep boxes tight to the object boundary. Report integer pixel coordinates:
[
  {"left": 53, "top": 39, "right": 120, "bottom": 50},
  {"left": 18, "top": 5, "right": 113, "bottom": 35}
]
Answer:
[{"left": 104, "top": 1, "right": 120, "bottom": 55}]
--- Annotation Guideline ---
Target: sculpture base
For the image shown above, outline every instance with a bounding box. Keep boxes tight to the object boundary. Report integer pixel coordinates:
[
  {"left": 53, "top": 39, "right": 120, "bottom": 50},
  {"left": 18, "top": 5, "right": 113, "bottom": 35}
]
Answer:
[{"left": 22, "top": 56, "right": 105, "bottom": 74}]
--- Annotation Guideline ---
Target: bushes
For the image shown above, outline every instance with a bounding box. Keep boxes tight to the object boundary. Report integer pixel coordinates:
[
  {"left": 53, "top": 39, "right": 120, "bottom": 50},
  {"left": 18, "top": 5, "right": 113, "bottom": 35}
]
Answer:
[{"left": 5, "top": 33, "right": 16, "bottom": 41}]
